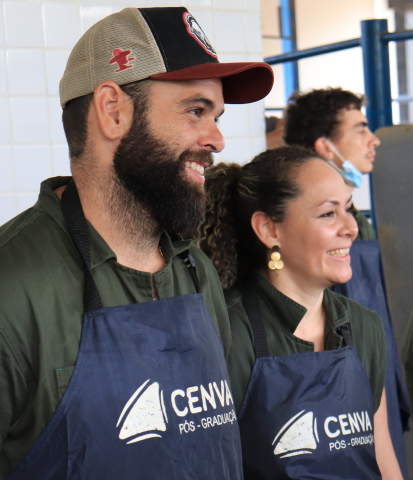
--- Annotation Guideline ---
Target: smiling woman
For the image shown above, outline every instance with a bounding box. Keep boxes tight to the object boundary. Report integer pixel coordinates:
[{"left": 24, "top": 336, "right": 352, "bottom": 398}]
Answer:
[{"left": 197, "top": 145, "right": 402, "bottom": 480}]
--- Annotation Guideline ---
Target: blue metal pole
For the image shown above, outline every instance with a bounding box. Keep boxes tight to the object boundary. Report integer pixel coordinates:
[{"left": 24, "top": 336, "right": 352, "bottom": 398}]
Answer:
[
  {"left": 360, "top": 19, "right": 393, "bottom": 132},
  {"left": 265, "top": 38, "right": 361, "bottom": 65},
  {"left": 382, "top": 29, "right": 413, "bottom": 43},
  {"left": 360, "top": 19, "right": 393, "bottom": 235},
  {"left": 279, "top": 0, "right": 299, "bottom": 100}
]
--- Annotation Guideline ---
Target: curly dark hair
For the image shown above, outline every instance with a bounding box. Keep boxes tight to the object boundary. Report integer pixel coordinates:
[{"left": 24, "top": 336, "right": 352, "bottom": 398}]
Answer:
[
  {"left": 197, "top": 145, "right": 322, "bottom": 290},
  {"left": 283, "top": 87, "right": 366, "bottom": 149}
]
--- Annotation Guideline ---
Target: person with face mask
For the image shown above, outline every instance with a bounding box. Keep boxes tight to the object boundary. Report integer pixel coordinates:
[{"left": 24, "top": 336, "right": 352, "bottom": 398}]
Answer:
[
  {"left": 198, "top": 146, "right": 402, "bottom": 479},
  {"left": 284, "top": 88, "right": 380, "bottom": 240},
  {"left": 0, "top": 7, "right": 274, "bottom": 480},
  {"left": 283, "top": 88, "right": 410, "bottom": 479},
  {"left": 323, "top": 138, "right": 364, "bottom": 188}
]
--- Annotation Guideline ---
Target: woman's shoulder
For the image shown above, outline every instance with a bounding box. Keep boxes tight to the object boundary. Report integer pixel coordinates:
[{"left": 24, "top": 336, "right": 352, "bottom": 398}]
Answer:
[
  {"left": 328, "top": 289, "right": 383, "bottom": 330},
  {"left": 327, "top": 289, "right": 386, "bottom": 412}
]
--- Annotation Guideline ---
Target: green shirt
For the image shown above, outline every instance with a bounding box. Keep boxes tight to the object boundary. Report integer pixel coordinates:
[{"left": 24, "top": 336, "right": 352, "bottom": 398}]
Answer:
[
  {"left": 402, "top": 310, "right": 413, "bottom": 411},
  {"left": 225, "top": 273, "right": 386, "bottom": 415},
  {"left": 0, "top": 177, "right": 230, "bottom": 478},
  {"left": 353, "top": 208, "right": 376, "bottom": 241}
]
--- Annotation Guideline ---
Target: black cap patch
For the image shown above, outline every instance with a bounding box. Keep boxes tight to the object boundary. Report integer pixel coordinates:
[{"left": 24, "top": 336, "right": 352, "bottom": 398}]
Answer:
[{"left": 183, "top": 12, "right": 217, "bottom": 58}]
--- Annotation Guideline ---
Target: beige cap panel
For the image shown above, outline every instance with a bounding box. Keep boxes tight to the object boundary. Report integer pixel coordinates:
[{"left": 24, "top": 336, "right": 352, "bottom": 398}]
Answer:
[{"left": 59, "top": 8, "right": 166, "bottom": 107}]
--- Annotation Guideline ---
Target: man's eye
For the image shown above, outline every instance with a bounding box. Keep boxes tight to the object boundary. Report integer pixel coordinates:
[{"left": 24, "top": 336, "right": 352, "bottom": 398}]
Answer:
[{"left": 190, "top": 108, "right": 202, "bottom": 116}]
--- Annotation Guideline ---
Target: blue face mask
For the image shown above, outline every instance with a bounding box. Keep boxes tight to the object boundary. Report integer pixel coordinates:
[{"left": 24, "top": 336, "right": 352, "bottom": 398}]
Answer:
[{"left": 324, "top": 139, "right": 363, "bottom": 188}]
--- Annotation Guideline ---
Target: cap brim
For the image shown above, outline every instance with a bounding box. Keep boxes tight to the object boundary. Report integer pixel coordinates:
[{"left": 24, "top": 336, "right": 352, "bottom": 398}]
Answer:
[{"left": 150, "top": 62, "right": 274, "bottom": 104}]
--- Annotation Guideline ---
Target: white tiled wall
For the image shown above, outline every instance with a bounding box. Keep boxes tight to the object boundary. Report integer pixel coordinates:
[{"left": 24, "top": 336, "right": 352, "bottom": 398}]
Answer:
[{"left": 0, "top": 0, "right": 266, "bottom": 225}]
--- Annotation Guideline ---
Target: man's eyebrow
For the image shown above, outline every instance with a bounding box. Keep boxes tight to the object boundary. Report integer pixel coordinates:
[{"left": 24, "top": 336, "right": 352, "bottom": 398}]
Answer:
[
  {"left": 179, "top": 95, "right": 225, "bottom": 116},
  {"left": 354, "top": 121, "right": 368, "bottom": 128}
]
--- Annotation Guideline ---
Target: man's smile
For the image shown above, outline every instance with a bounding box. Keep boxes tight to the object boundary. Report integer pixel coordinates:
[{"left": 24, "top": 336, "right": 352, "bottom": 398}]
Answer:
[{"left": 185, "top": 161, "right": 206, "bottom": 185}]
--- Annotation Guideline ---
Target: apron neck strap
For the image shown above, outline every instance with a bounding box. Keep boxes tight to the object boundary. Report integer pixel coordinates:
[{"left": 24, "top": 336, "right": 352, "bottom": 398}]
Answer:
[
  {"left": 240, "top": 279, "right": 269, "bottom": 358},
  {"left": 337, "top": 324, "right": 354, "bottom": 347},
  {"left": 167, "top": 231, "right": 201, "bottom": 294},
  {"left": 61, "top": 179, "right": 104, "bottom": 312}
]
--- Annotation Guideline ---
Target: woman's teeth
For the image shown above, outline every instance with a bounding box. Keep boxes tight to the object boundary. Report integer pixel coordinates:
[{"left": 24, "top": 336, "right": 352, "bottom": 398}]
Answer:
[
  {"left": 327, "top": 248, "right": 350, "bottom": 257},
  {"left": 185, "top": 161, "right": 205, "bottom": 176}
]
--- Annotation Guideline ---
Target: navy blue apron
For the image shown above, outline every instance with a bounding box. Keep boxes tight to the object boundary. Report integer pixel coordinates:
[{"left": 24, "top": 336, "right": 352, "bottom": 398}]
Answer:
[
  {"left": 8, "top": 180, "right": 242, "bottom": 480},
  {"left": 334, "top": 240, "right": 410, "bottom": 479},
  {"left": 238, "top": 281, "right": 381, "bottom": 480}
]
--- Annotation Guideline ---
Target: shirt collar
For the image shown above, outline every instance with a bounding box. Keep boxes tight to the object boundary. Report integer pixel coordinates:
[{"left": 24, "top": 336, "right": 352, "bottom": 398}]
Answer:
[
  {"left": 34, "top": 177, "right": 192, "bottom": 268},
  {"left": 254, "top": 271, "right": 350, "bottom": 333}
]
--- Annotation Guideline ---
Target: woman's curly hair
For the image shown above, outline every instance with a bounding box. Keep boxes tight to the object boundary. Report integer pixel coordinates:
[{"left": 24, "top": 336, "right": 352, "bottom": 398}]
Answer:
[{"left": 198, "top": 145, "right": 322, "bottom": 290}]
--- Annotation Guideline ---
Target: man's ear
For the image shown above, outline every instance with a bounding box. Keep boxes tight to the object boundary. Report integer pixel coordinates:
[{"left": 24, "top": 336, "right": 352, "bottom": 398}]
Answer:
[
  {"left": 93, "top": 81, "right": 134, "bottom": 141},
  {"left": 251, "top": 211, "right": 280, "bottom": 251},
  {"left": 314, "top": 137, "right": 334, "bottom": 160}
]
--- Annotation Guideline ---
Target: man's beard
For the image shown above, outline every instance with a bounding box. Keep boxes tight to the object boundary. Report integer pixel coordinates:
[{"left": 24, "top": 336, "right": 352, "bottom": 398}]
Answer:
[{"left": 112, "top": 113, "right": 213, "bottom": 239}]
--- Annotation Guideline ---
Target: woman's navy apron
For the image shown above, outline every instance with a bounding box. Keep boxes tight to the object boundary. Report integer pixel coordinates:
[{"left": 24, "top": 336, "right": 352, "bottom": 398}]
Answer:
[
  {"left": 238, "top": 281, "right": 381, "bottom": 480},
  {"left": 334, "top": 240, "right": 410, "bottom": 479},
  {"left": 8, "top": 180, "right": 242, "bottom": 480}
]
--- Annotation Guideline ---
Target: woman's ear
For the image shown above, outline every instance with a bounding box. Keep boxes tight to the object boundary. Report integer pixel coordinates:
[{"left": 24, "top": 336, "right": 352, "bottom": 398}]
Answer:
[{"left": 251, "top": 211, "right": 279, "bottom": 250}]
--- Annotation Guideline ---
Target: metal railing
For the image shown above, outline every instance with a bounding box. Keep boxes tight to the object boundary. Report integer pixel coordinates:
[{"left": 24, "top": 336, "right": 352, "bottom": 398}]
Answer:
[{"left": 264, "top": 19, "right": 413, "bottom": 132}]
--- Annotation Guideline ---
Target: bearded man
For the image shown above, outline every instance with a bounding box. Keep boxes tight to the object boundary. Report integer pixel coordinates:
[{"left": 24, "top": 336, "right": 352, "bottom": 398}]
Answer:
[{"left": 0, "top": 7, "right": 273, "bottom": 480}]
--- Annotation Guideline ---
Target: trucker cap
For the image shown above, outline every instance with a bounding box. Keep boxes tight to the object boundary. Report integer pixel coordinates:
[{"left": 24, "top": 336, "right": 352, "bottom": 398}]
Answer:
[{"left": 59, "top": 7, "right": 274, "bottom": 107}]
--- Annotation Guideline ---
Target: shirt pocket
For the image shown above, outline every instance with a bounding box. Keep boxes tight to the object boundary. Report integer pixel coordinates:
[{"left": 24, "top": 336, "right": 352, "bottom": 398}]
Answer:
[{"left": 54, "top": 366, "right": 75, "bottom": 402}]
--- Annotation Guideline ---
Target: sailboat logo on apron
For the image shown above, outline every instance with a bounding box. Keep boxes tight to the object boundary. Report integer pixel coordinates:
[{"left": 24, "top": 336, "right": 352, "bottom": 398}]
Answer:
[
  {"left": 272, "top": 409, "right": 374, "bottom": 458},
  {"left": 116, "top": 378, "right": 237, "bottom": 445},
  {"left": 117, "top": 380, "right": 168, "bottom": 444},
  {"left": 272, "top": 410, "right": 319, "bottom": 458}
]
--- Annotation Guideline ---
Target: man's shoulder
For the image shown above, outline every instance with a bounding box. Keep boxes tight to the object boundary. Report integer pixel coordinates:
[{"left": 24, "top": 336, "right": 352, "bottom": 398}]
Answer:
[
  {"left": 0, "top": 204, "right": 64, "bottom": 249},
  {"left": 224, "top": 284, "right": 244, "bottom": 311},
  {"left": 0, "top": 177, "right": 71, "bottom": 253},
  {"left": 0, "top": 207, "right": 42, "bottom": 249},
  {"left": 0, "top": 204, "right": 72, "bottom": 284}
]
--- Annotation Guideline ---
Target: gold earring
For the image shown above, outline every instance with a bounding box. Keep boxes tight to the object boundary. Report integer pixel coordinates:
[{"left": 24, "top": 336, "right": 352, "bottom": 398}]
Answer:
[{"left": 268, "top": 246, "right": 284, "bottom": 275}]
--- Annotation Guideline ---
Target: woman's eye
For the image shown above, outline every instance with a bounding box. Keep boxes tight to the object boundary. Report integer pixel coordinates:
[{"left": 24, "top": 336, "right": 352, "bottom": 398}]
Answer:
[{"left": 321, "top": 211, "right": 334, "bottom": 218}]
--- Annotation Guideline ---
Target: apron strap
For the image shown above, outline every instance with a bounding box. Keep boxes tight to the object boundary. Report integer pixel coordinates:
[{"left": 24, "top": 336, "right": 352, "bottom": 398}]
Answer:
[
  {"left": 177, "top": 251, "right": 201, "bottom": 294},
  {"left": 61, "top": 179, "right": 104, "bottom": 312},
  {"left": 337, "top": 323, "right": 354, "bottom": 347},
  {"left": 240, "top": 279, "right": 269, "bottom": 358},
  {"left": 168, "top": 231, "right": 201, "bottom": 294}
]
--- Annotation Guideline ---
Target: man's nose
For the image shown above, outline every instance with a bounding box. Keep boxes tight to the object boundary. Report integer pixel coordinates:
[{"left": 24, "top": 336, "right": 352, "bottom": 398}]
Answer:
[
  {"left": 369, "top": 129, "right": 381, "bottom": 148},
  {"left": 199, "top": 120, "right": 225, "bottom": 153}
]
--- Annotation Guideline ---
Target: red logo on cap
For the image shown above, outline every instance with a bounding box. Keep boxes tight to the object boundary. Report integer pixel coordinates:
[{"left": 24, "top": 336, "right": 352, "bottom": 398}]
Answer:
[{"left": 109, "top": 48, "right": 135, "bottom": 72}]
